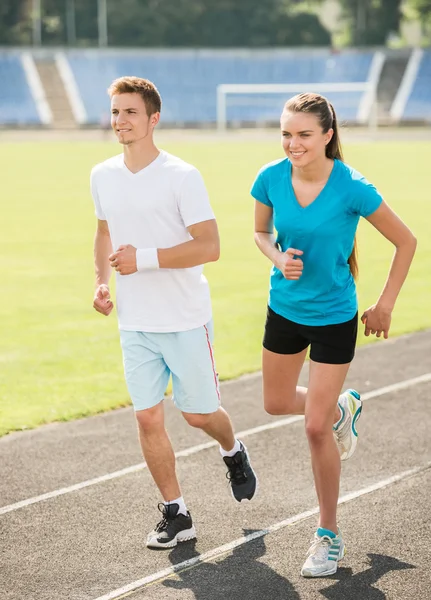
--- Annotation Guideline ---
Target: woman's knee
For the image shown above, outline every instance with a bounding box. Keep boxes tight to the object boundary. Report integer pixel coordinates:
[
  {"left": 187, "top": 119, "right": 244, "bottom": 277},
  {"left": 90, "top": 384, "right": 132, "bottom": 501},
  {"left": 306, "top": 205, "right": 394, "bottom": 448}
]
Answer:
[
  {"left": 264, "top": 393, "right": 296, "bottom": 416},
  {"left": 305, "top": 417, "right": 332, "bottom": 444}
]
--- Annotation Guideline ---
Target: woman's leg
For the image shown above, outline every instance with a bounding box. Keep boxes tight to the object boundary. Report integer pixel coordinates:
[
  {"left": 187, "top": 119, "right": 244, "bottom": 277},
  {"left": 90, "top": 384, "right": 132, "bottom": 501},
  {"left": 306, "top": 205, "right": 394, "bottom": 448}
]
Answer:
[
  {"left": 262, "top": 347, "right": 309, "bottom": 415},
  {"left": 305, "top": 360, "right": 351, "bottom": 532},
  {"left": 262, "top": 348, "right": 343, "bottom": 426}
]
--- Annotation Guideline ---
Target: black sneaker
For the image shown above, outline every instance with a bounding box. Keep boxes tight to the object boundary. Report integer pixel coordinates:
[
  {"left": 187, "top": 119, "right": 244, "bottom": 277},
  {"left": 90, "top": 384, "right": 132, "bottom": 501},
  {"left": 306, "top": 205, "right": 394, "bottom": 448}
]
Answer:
[
  {"left": 223, "top": 441, "right": 257, "bottom": 502},
  {"left": 146, "top": 503, "right": 196, "bottom": 549}
]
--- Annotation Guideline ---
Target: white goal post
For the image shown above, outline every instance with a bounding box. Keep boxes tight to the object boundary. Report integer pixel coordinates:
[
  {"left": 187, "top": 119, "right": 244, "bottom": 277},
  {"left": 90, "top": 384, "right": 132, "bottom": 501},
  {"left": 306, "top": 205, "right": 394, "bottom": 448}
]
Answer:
[{"left": 216, "top": 81, "right": 379, "bottom": 131}]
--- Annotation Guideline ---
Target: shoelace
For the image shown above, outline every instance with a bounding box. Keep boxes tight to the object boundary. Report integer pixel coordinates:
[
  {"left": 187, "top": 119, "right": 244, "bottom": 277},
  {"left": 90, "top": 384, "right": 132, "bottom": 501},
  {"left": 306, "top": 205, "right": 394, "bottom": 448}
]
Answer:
[
  {"left": 225, "top": 454, "right": 248, "bottom": 484},
  {"left": 307, "top": 535, "right": 334, "bottom": 560},
  {"left": 154, "top": 502, "right": 170, "bottom": 532}
]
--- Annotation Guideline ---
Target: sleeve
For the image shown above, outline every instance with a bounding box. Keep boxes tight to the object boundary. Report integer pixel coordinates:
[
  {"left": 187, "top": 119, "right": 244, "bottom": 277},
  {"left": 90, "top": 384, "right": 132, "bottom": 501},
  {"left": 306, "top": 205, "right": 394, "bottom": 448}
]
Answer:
[
  {"left": 90, "top": 168, "right": 106, "bottom": 220},
  {"left": 250, "top": 170, "right": 272, "bottom": 207},
  {"left": 352, "top": 178, "right": 384, "bottom": 218},
  {"left": 177, "top": 168, "right": 215, "bottom": 228}
]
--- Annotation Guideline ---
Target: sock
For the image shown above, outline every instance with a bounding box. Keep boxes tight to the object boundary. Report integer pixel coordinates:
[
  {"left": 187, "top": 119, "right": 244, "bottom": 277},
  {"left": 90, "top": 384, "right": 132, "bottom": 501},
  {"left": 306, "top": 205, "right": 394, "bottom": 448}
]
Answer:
[
  {"left": 220, "top": 438, "right": 241, "bottom": 458},
  {"left": 317, "top": 527, "right": 337, "bottom": 539},
  {"left": 164, "top": 495, "right": 188, "bottom": 517},
  {"left": 333, "top": 395, "right": 346, "bottom": 431}
]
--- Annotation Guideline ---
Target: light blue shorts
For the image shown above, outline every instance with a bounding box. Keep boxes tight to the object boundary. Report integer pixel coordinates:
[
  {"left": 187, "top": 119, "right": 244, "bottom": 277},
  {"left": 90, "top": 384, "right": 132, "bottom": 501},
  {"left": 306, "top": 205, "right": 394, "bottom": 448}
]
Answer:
[{"left": 119, "top": 321, "right": 221, "bottom": 414}]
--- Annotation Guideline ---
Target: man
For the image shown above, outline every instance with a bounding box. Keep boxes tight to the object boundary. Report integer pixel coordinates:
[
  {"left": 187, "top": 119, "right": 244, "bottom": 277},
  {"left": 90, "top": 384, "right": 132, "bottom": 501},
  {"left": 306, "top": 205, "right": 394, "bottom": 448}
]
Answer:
[{"left": 91, "top": 76, "right": 257, "bottom": 549}]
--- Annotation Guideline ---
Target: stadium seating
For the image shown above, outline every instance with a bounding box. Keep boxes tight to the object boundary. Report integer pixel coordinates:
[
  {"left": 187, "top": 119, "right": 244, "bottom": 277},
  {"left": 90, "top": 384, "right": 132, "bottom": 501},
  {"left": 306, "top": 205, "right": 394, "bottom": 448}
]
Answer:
[
  {"left": 66, "top": 50, "right": 375, "bottom": 125},
  {"left": 1, "top": 47, "right": 431, "bottom": 127},
  {"left": 402, "top": 50, "right": 431, "bottom": 121},
  {"left": 0, "top": 54, "right": 41, "bottom": 125}
]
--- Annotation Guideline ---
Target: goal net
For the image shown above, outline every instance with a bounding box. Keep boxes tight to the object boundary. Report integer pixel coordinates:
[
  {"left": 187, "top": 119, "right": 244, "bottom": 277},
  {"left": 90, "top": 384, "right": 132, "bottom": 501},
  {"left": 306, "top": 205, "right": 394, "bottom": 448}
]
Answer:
[{"left": 216, "top": 82, "right": 379, "bottom": 131}]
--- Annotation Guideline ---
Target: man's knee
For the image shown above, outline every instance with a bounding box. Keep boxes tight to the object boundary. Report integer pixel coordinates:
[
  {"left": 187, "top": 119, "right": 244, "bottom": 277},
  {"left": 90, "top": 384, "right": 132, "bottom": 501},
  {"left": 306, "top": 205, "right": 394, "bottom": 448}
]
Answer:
[
  {"left": 135, "top": 403, "right": 164, "bottom": 432},
  {"left": 182, "top": 411, "right": 214, "bottom": 429}
]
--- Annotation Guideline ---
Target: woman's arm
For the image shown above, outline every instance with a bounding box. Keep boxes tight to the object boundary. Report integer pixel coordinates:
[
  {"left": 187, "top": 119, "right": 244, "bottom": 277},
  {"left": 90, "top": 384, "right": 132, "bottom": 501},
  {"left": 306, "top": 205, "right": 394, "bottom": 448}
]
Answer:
[
  {"left": 361, "top": 200, "right": 417, "bottom": 338},
  {"left": 254, "top": 201, "right": 303, "bottom": 280}
]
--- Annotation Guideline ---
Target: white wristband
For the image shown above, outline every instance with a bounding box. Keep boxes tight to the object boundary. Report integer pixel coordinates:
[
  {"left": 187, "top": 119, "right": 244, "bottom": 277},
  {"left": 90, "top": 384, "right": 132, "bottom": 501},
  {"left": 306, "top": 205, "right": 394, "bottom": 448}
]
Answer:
[{"left": 136, "top": 248, "right": 159, "bottom": 271}]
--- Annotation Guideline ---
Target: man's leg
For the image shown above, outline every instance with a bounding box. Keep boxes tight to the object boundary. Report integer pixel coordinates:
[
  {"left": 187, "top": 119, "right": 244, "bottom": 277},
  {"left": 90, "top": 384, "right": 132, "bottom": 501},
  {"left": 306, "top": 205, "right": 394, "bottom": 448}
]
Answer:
[
  {"left": 182, "top": 406, "right": 235, "bottom": 451},
  {"left": 182, "top": 408, "right": 257, "bottom": 502},
  {"left": 120, "top": 330, "right": 196, "bottom": 549},
  {"left": 120, "top": 330, "right": 179, "bottom": 501},
  {"left": 136, "top": 401, "right": 196, "bottom": 549},
  {"left": 135, "top": 401, "right": 181, "bottom": 502},
  {"left": 161, "top": 321, "right": 256, "bottom": 502}
]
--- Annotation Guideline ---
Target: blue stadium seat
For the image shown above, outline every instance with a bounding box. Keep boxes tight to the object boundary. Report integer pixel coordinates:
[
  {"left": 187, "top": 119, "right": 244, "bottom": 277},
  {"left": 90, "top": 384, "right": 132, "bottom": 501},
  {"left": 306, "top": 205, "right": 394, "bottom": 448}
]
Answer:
[
  {"left": 403, "top": 51, "right": 431, "bottom": 121},
  {"left": 67, "top": 50, "right": 375, "bottom": 125},
  {"left": 0, "top": 54, "right": 41, "bottom": 125}
]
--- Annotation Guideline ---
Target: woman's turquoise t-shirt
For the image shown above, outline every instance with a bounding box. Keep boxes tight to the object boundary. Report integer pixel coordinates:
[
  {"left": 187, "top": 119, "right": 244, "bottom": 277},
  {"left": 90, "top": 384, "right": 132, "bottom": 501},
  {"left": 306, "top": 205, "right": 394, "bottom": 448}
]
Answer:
[{"left": 251, "top": 158, "right": 383, "bottom": 326}]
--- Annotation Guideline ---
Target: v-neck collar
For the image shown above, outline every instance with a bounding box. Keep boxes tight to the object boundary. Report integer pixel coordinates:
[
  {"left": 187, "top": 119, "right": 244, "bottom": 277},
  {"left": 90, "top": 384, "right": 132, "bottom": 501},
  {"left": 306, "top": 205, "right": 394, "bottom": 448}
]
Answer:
[
  {"left": 287, "top": 159, "right": 339, "bottom": 211},
  {"left": 122, "top": 150, "right": 165, "bottom": 177}
]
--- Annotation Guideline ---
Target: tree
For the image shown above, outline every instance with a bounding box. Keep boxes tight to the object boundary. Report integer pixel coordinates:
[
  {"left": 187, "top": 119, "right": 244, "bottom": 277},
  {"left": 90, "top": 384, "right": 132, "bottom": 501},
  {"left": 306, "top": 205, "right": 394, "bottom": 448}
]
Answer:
[
  {"left": 107, "top": 0, "right": 331, "bottom": 47},
  {"left": 0, "top": 0, "right": 31, "bottom": 45},
  {"left": 0, "top": 0, "right": 331, "bottom": 47},
  {"left": 409, "top": 0, "right": 431, "bottom": 18},
  {"left": 39, "top": 0, "right": 98, "bottom": 46},
  {"left": 336, "top": 0, "right": 403, "bottom": 45},
  {"left": 408, "top": 0, "right": 431, "bottom": 33}
]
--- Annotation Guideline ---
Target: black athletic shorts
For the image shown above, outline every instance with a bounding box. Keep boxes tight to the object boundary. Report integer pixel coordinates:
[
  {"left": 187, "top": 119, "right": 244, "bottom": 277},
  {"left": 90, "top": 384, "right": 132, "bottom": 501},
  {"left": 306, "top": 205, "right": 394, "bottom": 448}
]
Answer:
[{"left": 263, "top": 306, "right": 358, "bottom": 365}]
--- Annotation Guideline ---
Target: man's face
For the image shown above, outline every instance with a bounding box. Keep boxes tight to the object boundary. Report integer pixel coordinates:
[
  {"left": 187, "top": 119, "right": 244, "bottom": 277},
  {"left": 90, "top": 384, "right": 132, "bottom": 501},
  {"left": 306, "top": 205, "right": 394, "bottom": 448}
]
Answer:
[{"left": 110, "top": 93, "right": 158, "bottom": 145}]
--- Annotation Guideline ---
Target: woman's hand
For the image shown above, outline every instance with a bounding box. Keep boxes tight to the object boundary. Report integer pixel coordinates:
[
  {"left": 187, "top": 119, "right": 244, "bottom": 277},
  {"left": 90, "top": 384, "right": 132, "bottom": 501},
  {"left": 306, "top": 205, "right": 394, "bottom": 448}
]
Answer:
[
  {"left": 275, "top": 248, "right": 304, "bottom": 280},
  {"left": 361, "top": 304, "right": 392, "bottom": 339}
]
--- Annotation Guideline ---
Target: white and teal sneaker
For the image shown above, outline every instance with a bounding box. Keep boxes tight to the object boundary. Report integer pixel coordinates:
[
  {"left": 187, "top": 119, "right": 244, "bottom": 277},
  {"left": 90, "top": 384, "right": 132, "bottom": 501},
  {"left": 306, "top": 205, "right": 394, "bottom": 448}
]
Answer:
[
  {"left": 333, "top": 389, "right": 362, "bottom": 461},
  {"left": 301, "top": 528, "right": 345, "bottom": 577}
]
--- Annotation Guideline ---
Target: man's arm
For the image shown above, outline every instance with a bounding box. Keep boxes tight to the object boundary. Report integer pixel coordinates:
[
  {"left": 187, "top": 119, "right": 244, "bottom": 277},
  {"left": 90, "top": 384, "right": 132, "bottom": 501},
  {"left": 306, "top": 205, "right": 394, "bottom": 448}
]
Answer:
[
  {"left": 94, "top": 219, "right": 113, "bottom": 284},
  {"left": 93, "top": 219, "right": 114, "bottom": 315},
  {"left": 109, "top": 219, "right": 220, "bottom": 275},
  {"left": 158, "top": 218, "right": 220, "bottom": 268}
]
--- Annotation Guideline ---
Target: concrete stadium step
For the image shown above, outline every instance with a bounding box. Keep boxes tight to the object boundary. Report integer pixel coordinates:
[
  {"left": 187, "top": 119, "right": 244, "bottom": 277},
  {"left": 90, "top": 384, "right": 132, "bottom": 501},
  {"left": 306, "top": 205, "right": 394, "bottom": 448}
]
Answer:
[
  {"left": 34, "top": 58, "right": 76, "bottom": 129},
  {"left": 377, "top": 50, "right": 411, "bottom": 123}
]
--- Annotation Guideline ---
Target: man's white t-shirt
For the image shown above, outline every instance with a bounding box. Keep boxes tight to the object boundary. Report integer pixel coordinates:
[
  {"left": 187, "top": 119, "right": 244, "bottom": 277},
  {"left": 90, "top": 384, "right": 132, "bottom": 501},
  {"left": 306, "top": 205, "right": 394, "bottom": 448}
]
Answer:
[{"left": 90, "top": 150, "right": 215, "bottom": 333}]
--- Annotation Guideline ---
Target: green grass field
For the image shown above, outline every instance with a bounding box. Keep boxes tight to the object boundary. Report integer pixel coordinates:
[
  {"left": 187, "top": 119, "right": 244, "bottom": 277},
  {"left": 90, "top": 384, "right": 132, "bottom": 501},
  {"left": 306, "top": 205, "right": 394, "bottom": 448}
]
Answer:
[{"left": 1, "top": 136, "right": 430, "bottom": 437}]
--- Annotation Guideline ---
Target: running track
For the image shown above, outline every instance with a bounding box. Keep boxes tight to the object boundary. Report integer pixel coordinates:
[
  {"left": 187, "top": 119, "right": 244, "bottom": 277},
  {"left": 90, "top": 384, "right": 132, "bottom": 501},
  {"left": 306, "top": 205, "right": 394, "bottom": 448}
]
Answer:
[{"left": 1, "top": 330, "right": 431, "bottom": 600}]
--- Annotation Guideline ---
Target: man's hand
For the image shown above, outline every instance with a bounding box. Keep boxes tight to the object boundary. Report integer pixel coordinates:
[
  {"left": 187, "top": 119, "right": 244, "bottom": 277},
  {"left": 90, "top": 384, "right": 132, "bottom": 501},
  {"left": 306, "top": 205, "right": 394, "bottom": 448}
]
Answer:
[
  {"left": 109, "top": 245, "right": 137, "bottom": 275},
  {"left": 93, "top": 284, "right": 114, "bottom": 316},
  {"left": 275, "top": 248, "right": 304, "bottom": 280},
  {"left": 361, "top": 304, "right": 392, "bottom": 339}
]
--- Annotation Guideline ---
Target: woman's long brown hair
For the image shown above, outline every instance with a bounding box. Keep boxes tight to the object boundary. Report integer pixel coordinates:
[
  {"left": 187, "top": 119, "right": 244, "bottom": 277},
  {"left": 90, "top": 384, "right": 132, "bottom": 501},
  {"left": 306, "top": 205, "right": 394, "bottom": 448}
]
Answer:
[{"left": 284, "top": 93, "right": 358, "bottom": 279}]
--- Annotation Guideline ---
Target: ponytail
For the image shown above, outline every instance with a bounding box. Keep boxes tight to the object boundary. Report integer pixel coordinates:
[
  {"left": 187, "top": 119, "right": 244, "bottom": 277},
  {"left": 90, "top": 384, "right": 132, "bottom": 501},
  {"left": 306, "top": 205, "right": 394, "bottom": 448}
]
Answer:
[
  {"left": 326, "top": 104, "right": 343, "bottom": 162},
  {"left": 328, "top": 103, "right": 358, "bottom": 279},
  {"left": 348, "top": 238, "right": 358, "bottom": 280}
]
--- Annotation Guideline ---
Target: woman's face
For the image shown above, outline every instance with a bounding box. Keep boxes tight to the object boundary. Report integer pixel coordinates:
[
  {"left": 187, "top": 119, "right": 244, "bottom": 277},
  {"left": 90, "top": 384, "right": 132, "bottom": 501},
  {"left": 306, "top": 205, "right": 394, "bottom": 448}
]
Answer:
[{"left": 280, "top": 110, "right": 333, "bottom": 168}]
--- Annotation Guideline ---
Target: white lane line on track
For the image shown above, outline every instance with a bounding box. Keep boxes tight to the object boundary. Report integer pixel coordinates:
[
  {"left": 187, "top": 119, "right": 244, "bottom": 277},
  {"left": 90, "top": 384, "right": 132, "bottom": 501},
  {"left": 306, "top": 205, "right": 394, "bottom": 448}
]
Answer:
[
  {"left": 92, "top": 461, "right": 431, "bottom": 600},
  {"left": 1, "top": 372, "right": 431, "bottom": 517}
]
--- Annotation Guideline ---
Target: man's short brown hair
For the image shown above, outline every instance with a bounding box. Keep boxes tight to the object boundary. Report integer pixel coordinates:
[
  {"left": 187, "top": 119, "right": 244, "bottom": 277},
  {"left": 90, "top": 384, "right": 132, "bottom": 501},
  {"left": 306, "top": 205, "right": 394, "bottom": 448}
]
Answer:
[{"left": 107, "top": 76, "right": 162, "bottom": 116}]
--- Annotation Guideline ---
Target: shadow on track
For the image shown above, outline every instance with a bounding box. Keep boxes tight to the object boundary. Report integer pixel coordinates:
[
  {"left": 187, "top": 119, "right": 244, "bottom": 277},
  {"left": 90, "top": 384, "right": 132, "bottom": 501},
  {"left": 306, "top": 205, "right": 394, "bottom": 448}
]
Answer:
[
  {"left": 320, "top": 553, "right": 415, "bottom": 599},
  {"left": 163, "top": 529, "right": 299, "bottom": 600}
]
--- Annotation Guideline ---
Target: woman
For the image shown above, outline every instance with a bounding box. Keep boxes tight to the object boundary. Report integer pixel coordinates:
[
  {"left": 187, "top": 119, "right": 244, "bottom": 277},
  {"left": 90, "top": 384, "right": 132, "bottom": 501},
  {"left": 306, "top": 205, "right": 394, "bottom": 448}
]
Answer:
[{"left": 251, "top": 93, "right": 416, "bottom": 577}]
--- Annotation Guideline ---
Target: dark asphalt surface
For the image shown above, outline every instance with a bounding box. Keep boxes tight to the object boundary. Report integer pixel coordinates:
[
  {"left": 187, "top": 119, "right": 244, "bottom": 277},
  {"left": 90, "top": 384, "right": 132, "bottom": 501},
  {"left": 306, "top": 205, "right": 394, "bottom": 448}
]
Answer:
[{"left": 1, "top": 330, "right": 431, "bottom": 600}]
